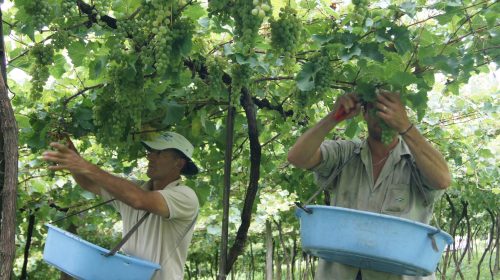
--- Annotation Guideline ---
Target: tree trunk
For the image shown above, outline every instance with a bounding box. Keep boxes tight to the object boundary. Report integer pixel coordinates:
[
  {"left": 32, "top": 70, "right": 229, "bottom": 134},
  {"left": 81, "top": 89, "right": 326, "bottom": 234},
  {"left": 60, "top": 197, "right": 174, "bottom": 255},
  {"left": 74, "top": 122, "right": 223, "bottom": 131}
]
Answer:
[
  {"left": 495, "top": 213, "right": 499, "bottom": 273},
  {"left": 275, "top": 220, "right": 292, "bottom": 280},
  {"left": 476, "top": 209, "right": 495, "bottom": 280},
  {"left": 218, "top": 95, "right": 235, "bottom": 280},
  {"left": 225, "top": 89, "right": 262, "bottom": 274},
  {"left": 20, "top": 213, "right": 36, "bottom": 280},
  {"left": 265, "top": 220, "right": 273, "bottom": 280},
  {"left": 0, "top": 48, "right": 18, "bottom": 280}
]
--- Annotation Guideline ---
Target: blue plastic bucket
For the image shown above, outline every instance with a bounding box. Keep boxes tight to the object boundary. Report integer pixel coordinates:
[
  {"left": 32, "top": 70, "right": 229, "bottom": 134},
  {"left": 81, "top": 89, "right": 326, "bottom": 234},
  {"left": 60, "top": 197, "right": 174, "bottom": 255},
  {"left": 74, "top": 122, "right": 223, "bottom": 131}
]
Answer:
[
  {"left": 296, "top": 206, "right": 453, "bottom": 276},
  {"left": 43, "top": 224, "right": 161, "bottom": 280}
]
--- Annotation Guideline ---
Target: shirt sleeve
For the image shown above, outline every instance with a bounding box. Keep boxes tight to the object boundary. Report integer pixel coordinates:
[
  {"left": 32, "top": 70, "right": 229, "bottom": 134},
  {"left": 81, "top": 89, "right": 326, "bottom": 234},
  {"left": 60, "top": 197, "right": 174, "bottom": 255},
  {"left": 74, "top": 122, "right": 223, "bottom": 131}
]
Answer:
[
  {"left": 407, "top": 157, "right": 445, "bottom": 204},
  {"left": 310, "top": 140, "right": 359, "bottom": 189},
  {"left": 158, "top": 186, "right": 199, "bottom": 220},
  {"left": 99, "top": 188, "right": 122, "bottom": 211}
]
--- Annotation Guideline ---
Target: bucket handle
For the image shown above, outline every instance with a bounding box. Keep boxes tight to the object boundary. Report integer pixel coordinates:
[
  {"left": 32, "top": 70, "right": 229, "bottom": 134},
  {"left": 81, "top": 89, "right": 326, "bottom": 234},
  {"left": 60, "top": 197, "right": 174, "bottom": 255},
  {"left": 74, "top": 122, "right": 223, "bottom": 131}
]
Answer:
[
  {"left": 295, "top": 202, "right": 312, "bottom": 214},
  {"left": 295, "top": 146, "right": 361, "bottom": 211},
  {"left": 427, "top": 228, "right": 441, "bottom": 252}
]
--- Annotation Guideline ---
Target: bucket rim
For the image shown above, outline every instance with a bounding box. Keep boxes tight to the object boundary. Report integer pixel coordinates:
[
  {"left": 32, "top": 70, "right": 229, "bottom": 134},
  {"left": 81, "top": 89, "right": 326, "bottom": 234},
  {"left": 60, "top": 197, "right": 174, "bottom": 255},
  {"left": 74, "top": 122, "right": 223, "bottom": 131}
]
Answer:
[
  {"left": 45, "top": 223, "right": 161, "bottom": 269},
  {"left": 295, "top": 205, "right": 453, "bottom": 244}
]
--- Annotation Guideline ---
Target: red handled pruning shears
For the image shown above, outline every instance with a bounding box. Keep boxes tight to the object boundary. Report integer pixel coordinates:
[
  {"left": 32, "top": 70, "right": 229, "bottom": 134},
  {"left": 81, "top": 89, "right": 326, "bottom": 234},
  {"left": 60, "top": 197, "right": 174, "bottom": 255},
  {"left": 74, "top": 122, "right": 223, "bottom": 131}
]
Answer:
[{"left": 333, "top": 106, "right": 347, "bottom": 122}]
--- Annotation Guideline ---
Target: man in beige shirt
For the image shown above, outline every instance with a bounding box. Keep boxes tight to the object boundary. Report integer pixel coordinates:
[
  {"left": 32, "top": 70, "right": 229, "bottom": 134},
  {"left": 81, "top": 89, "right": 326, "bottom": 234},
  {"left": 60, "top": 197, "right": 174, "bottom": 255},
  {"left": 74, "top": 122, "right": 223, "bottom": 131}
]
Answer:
[
  {"left": 288, "top": 90, "right": 451, "bottom": 280},
  {"left": 43, "top": 132, "right": 199, "bottom": 280}
]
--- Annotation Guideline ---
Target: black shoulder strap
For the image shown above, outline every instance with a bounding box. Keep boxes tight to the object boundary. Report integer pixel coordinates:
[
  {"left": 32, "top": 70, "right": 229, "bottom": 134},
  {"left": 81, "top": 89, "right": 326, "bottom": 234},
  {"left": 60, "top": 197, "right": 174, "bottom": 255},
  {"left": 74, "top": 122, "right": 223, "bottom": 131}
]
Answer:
[
  {"left": 403, "top": 155, "right": 430, "bottom": 206},
  {"left": 104, "top": 212, "right": 150, "bottom": 257},
  {"left": 296, "top": 143, "right": 362, "bottom": 212}
]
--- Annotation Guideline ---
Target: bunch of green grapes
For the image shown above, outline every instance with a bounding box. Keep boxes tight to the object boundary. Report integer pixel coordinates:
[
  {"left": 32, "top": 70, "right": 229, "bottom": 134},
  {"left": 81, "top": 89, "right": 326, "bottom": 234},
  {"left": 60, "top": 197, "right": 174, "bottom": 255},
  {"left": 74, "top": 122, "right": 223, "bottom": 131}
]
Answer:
[
  {"left": 309, "top": 52, "right": 336, "bottom": 93},
  {"left": 93, "top": 0, "right": 112, "bottom": 19},
  {"left": 129, "top": 1, "right": 195, "bottom": 76},
  {"left": 170, "top": 17, "right": 195, "bottom": 69},
  {"left": 231, "top": 0, "right": 268, "bottom": 53},
  {"left": 51, "top": 30, "right": 70, "bottom": 50},
  {"left": 207, "top": 0, "right": 232, "bottom": 22},
  {"left": 61, "top": 0, "right": 76, "bottom": 19},
  {"left": 207, "top": 57, "right": 228, "bottom": 97},
  {"left": 31, "top": 43, "right": 54, "bottom": 66},
  {"left": 209, "top": 0, "right": 266, "bottom": 53},
  {"left": 231, "top": 64, "right": 252, "bottom": 94},
  {"left": 251, "top": 0, "right": 271, "bottom": 18},
  {"left": 29, "top": 44, "right": 55, "bottom": 98},
  {"left": 93, "top": 59, "right": 145, "bottom": 149},
  {"left": 270, "top": 6, "right": 303, "bottom": 68},
  {"left": 351, "top": 0, "right": 369, "bottom": 24},
  {"left": 24, "top": 0, "right": 51, "bottom": 30},
  {"left": 380, "top": 121, "right": 397, "bottom": 145}
]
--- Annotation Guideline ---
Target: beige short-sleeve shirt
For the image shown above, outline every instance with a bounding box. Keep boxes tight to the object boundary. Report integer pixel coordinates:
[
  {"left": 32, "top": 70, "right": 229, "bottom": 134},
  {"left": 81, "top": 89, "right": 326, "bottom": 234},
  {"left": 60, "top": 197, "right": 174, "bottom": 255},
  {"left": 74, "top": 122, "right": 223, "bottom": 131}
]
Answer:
[
  {"left": 101, "top": 179, "right": 199, "bottom": 280},
  {"left": 310, "top": 138, "right": 444, "bottom": 280}
]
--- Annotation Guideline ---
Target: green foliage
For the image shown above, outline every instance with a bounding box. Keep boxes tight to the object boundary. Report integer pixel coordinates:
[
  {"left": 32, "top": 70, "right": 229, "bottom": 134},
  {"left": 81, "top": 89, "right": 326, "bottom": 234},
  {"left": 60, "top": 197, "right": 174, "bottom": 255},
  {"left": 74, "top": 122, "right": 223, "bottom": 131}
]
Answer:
[{"left": 5, "top": 0, "right": 499, "bottom": 278}]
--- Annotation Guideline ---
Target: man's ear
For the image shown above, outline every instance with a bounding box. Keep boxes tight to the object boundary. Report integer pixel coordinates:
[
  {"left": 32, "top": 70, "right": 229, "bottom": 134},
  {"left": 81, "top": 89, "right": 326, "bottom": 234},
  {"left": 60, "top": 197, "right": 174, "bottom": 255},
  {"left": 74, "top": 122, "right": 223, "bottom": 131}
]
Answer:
[{"left": 176, "top": 157, "right": 187, "bottom": 171}]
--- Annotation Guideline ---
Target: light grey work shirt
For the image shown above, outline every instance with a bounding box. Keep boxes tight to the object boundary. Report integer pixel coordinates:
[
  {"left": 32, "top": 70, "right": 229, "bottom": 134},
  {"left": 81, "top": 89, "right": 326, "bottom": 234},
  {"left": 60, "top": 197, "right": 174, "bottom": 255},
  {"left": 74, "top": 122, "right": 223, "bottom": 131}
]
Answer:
[
  {"left": 101, "top": 179, "right": 199, "bottom": 280},
  {"left": 310, "top": 138, "right": 444, "bottom": 280}
]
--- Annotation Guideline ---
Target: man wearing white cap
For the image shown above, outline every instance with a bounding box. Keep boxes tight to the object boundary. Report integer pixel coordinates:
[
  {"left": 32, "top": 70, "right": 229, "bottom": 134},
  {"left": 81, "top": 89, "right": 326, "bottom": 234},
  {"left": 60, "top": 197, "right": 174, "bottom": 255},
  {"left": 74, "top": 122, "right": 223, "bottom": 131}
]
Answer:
[{"left": 43, "top": 132, "right": 199, "bottom": 280}]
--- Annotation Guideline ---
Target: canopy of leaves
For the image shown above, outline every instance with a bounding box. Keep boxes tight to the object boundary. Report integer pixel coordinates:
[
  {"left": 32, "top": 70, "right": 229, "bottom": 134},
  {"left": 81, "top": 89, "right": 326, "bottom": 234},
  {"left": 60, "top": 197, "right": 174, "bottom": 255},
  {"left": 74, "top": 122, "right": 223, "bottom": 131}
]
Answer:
[{"left": 4, "top": 0, "right": 498, "bottom": 278}]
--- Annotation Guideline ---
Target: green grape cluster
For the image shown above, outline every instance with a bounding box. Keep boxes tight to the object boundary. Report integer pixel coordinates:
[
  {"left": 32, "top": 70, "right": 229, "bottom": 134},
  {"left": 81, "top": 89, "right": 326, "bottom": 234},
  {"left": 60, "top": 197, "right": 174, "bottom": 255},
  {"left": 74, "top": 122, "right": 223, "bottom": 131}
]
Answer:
[
  {"left": 380, "top": 122, "right": 397, "bottom": 145},
  {"left": 170, "top": 17, "right": 195, "bottom": 68},
  {"left": 208, "top": 0, "right": 269, "bottom": 53},
  {"left": 207, "top": 57, "right": 227, "bottom": 96},
  {"left": 51, "top": 30, "right": 70, "bottom": 50},
  {"left": 251, "top": 0, "right": 271, "bottom": 18},
  {"left": 231, "top": 0, "right": 268, "bottom": 53},
  {"left": 351, "top": 0, "right": 369, "bottom": 24},
  {"left": 93, "top": 0, "right": 112, "bottom": 18},
  {"left": 153, "top": 34, "right": 173, "bottom": 74},
  {"left": 309, "top": 53, "right": 335, "bottom": 93},
  {"left": 61, "top": 0, "right": 75, "bottom": 19},
  {"left": 231, "top": 64, "right": 252, "bottom": 94},
  {"left": 24, "top": 0, "right": 51, "bottom": 30},
  {"left": 207, "top": 0, "right": 232, "bottom": 21},
  {"left": 93, "top": 59, "right": 145, "bottom": 149},
  {"left": 31, "top": 44, "right": 55, "bottom": 65},
  {"left": 270, "top": 6, "right": 303, "bottom": 67},
  {"left": 123, "top": 1, "right": 195, "bottom": 76},
  {"left": 29, "top": 44, "right": 55, "bottom": 98}
]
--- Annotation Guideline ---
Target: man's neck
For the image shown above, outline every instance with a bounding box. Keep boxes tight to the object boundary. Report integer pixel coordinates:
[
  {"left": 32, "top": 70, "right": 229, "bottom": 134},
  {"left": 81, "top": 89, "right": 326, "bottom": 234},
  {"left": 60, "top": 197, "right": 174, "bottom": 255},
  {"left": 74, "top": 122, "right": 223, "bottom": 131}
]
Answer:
[
  {"left": 151, "top": 175, "right": 181, "bottom": 191},
  {"left": 367, "top": 136, "right": 398, "bottom": 158}
]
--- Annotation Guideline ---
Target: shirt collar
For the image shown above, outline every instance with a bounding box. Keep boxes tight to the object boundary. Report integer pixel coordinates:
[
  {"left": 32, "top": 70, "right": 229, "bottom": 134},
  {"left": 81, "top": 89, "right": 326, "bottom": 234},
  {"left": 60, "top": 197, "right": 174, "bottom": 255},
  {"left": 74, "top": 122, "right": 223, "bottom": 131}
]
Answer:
[
  {"left": 145, "top": 178, "right": 182, "bottom": 191},
  {"left": 360, "top": 136, "right": 410, "bottom": 164}
]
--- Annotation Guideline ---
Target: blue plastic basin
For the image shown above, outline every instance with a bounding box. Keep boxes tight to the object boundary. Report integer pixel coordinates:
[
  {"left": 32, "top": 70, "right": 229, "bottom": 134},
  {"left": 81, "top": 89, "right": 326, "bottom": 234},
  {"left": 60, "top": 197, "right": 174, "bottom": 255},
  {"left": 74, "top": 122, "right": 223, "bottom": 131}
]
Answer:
[
  {"left": 296, "top": 206, "right": 453, "bottom": 276},
  {"left": 43, "top": 224, "right": 160, "bottom": 280}
]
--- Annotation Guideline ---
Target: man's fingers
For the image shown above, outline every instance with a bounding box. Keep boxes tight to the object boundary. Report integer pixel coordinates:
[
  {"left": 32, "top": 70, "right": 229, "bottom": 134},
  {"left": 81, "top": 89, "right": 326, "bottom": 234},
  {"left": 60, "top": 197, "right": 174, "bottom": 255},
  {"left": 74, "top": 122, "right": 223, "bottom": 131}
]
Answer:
[
  {"left": 49, "top": 142, "right": 71, "bottom": 152},
  {"left": 341, "top": 94, "right": 360, "bottom": 113},
  {"left": 377, "top": 89, "right": 400, "bottom": 103},
  {"left": 48, "top": 164, "right": 65, "bottom": 171}
]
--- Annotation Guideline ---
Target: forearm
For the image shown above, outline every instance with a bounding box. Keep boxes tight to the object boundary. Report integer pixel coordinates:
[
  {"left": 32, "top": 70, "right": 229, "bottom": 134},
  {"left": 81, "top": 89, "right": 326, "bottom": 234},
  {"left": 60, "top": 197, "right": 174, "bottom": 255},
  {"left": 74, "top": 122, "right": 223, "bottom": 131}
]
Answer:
[
  {"left": 85, "top": 164, "right": 147, "bottom": 208},
  {"left": 288, "top": 112, "right": 338, "bottom": 169},
  {"left": 402, "top": 126, "right": 451, "bottom": 189},
  {"left": 71, "top": 173, "right": 101, "bottom": 195}
]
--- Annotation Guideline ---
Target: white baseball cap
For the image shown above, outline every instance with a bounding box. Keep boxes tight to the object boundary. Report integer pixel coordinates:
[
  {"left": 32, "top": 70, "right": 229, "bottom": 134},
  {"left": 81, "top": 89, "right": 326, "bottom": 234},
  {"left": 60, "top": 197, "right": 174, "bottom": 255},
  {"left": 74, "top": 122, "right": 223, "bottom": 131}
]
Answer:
[{"left": 141, "top": 132, "right": 199, "bottom": 176}]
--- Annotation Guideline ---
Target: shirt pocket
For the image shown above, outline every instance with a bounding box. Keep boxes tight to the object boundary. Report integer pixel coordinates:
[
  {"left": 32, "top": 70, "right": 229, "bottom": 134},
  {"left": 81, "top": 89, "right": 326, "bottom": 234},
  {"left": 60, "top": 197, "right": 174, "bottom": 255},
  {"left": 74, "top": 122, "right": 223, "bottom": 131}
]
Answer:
[{"left": 381, "top": 184, "right": 410, "bottom": 215}]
